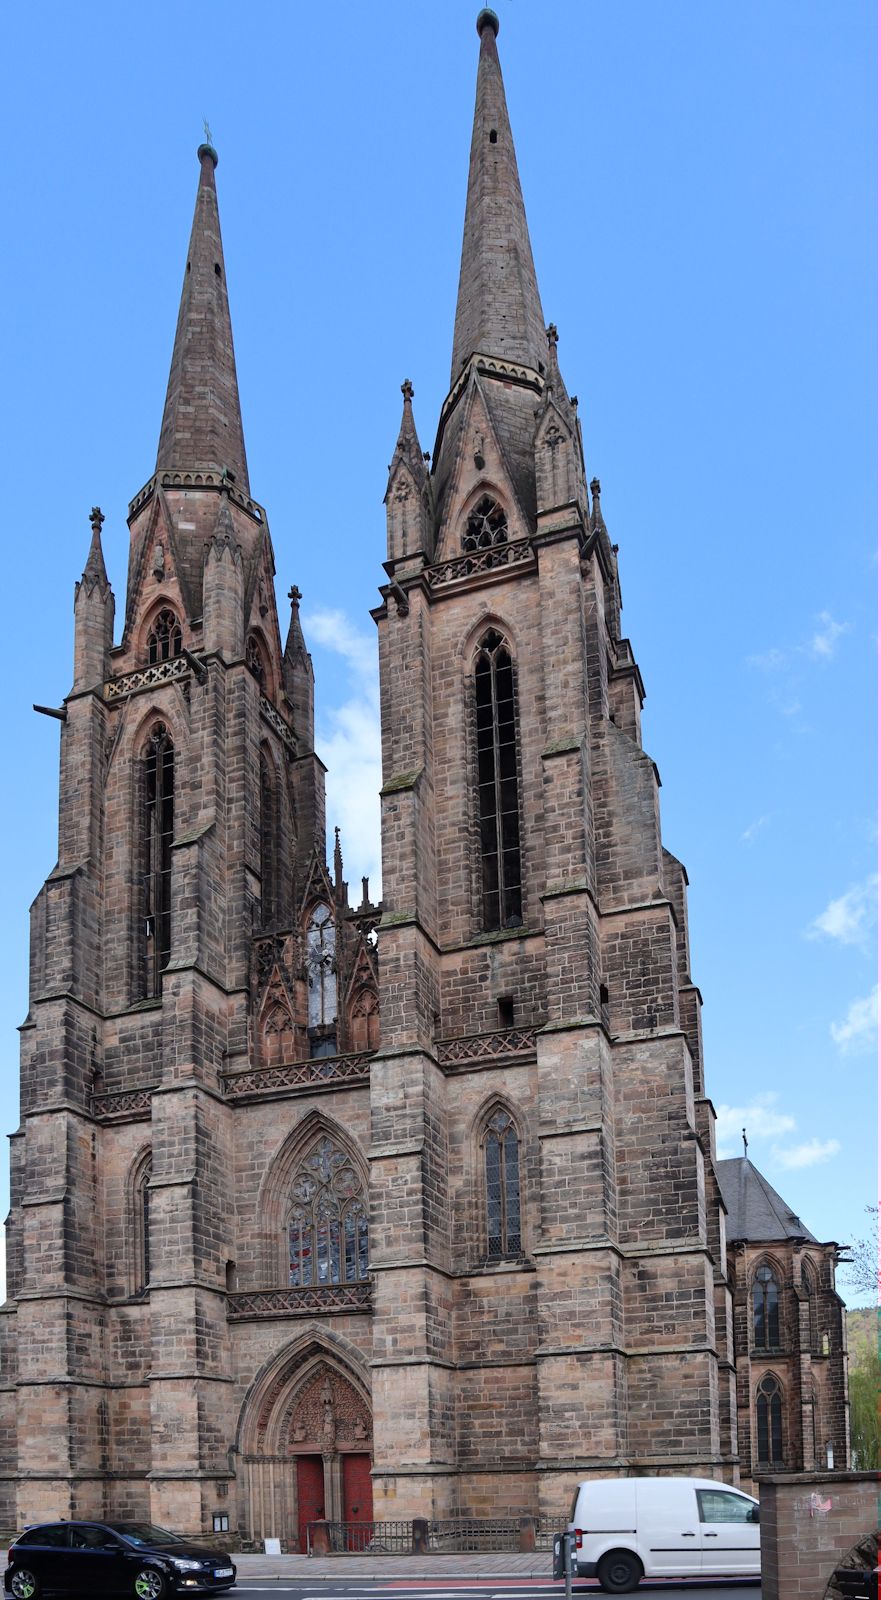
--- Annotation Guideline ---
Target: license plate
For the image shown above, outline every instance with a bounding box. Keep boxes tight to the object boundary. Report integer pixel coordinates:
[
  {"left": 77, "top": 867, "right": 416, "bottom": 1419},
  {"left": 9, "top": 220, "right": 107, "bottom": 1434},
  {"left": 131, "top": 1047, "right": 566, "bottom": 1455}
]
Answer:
[{"left": 214, "top": 1568, "right": 234, "bottom": 1578}]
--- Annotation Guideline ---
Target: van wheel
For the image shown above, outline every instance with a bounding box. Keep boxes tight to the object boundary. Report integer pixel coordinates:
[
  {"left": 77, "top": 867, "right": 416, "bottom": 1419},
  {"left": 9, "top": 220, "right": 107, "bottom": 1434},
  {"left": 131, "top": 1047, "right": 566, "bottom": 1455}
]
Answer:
[{"left": 597, "top": 1550, "right": 643, "bottom": 1593}]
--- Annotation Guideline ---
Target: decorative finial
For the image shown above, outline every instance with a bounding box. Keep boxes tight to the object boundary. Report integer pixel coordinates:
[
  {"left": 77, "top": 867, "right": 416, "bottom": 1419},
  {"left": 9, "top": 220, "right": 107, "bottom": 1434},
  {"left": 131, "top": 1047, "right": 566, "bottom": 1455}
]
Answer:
[
  {"left": 742, "top": 1128, "right": 748, "bottom": 1156},
  {"left": 547, "top": 323, "right": 559, "bottom": 347},
  {"left": 89, "top": 506, "right": 105, "bottom": 534},
  {"left": 590, "top": 476, "right": 601, "bottom": 498},
  {"left": 288, "top": 585, "right": 302, "bottom": 607},
  {"left": 197, "top": 121, "right": 218, "bottom": 167},
  {"left": 401, "top": 379, "right": 414, "bottom": 402},
  {"left": 476, "top": 8, "right": 499, "bottom": 37}
]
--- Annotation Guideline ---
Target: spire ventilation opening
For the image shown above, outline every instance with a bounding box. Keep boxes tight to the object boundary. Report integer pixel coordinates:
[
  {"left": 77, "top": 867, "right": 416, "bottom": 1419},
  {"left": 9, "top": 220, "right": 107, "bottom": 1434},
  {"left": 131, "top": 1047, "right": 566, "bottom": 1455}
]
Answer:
[{"left": 489, "top": 129, "right": 498, "bottom": 144}]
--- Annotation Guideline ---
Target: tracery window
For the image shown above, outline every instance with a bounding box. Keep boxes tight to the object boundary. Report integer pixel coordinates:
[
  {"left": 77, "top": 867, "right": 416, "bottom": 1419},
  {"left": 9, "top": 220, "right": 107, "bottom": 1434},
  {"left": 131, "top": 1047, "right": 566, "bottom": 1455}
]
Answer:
[
  {"left": 803, "top": 1259, "right": 819, "bottom": 1353},
  {"left": 147, "top": 608, "right": 182, "bottom": 665},
  {"left": 307, "top": 903, "right": 337, "bottom": 1055},
  {"left": 287, "top": 1136, "right": 369, "bottom": 1287},
  {"left": 463, "top": 494, "right": 508, "bottom": 553},
  {"left": 753, "top": 1264, "right": 780, "bottom": 1349},
  {"left": 246, "top": 634, "right": 267, "bottom": 688},
  {"left": 143, "top": 724, "right": 174, "bottom": 998},
  {"left": 483, "top": 1108, "right": 522, "bottom": 1260},
  {"left": 349, "top": 987, "right": 380, "bottom": 1053},
  {"left": 756, "top": 1374, "right": 784, "bottom": 1465},
  {"left": 259, "top": 748, "right": 279, "bottom": 925},
  {"left": 475, "top": 630, "right": 522, "bottom": 931}
]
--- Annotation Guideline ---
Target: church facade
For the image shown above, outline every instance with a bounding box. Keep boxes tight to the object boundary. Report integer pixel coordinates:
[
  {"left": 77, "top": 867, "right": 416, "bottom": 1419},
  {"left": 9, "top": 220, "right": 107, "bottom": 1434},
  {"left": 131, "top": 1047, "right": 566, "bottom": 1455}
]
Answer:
[{"left": 0, "top": 9, "right": 846, "bottom": 1546}]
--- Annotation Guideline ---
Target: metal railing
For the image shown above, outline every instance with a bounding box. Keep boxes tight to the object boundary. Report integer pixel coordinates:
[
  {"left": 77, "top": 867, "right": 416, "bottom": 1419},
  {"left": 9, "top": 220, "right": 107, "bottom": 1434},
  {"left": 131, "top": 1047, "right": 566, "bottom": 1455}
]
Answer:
[{"left": 307, "top": 1514, "right": 554, "bottom": 1555}]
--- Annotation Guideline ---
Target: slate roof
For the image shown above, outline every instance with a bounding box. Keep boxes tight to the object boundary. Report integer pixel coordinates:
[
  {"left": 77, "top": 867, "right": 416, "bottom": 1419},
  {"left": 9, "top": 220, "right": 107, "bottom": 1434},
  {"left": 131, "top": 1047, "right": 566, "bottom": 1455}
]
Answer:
[{"left": 716, "top": 1156, "right": 819, "bottom": 1244}]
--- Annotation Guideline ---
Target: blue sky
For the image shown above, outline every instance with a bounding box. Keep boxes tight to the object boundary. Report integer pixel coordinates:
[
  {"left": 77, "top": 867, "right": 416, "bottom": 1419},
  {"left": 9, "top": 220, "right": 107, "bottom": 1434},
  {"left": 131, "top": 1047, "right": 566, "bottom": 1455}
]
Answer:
[{"left": 0, "top": 1, "right": 876, "bottom": 1300}]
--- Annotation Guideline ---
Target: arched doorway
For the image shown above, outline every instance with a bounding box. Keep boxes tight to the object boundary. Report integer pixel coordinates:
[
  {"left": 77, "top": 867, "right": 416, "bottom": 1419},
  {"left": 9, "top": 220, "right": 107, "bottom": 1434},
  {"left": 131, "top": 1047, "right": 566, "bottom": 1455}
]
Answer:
[{"left": 238, "top": 1340, "right": 373, "bottom": 1551}]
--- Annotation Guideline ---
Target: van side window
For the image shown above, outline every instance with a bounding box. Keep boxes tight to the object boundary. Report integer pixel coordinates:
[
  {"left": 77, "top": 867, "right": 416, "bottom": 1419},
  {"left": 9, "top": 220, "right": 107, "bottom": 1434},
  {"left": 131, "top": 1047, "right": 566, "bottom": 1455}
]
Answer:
[{"left": 697, "top": 1491, "right": 757, "bottom": 1524}]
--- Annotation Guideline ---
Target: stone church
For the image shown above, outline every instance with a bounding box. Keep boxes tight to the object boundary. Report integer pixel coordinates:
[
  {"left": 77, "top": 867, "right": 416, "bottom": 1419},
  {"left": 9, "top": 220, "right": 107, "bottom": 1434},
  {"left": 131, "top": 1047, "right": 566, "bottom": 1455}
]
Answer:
[{"left": 1, "top": 7, "right": 847, "bottom": 1548}]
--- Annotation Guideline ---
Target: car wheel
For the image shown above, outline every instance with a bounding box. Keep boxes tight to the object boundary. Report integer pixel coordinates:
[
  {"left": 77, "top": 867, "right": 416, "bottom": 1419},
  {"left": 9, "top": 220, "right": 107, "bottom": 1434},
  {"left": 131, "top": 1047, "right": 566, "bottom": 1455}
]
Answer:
[
  {"left": 597, "top": 1549, "right": 643, "bottom": 1593},
  {"left": 10, "top": 1571, "right": 41, "bottom": 1600},
  {"left": 133, "top": 1568, "right": 169, "bottom": 1600}
]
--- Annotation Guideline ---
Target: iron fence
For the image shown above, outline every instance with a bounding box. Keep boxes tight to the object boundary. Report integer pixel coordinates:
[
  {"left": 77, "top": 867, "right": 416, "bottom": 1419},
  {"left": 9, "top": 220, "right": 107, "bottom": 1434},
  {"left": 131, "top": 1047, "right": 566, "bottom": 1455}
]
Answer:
[{"left": 307, "top": 1514, "right": 557, "bottom": 1555}]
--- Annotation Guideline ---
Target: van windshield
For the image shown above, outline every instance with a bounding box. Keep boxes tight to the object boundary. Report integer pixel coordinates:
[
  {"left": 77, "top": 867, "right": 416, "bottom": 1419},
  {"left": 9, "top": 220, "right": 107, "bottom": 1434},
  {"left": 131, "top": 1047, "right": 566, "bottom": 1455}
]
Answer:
[{"left": 569, "top": 1487, "right": 580, "bottom": 1522}]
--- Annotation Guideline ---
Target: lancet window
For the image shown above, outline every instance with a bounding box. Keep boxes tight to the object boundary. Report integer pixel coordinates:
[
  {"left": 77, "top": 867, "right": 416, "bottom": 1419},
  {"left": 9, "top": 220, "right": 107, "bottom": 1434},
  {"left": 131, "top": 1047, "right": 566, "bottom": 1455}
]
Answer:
[
  {"left": 483, "top": 1108, "right": 522, "bottom": 1260},
  {"left": 259, "top": 748, "right": 279, "bottom": 926},
  {"left": 753, "top": 1264, "right": 781, "bottom": 1349},
  {"left": 307, "top": 904, "right": 337, "bottom": 1055},
  {"left": 287, "top": 1136, "right": 369, "bottom": 1287},
  {"left": 475, "top": 630, "right": 522, "bottom": 931},
  {"left": 756, "top": 1374, "right": 784, "bottom": 1465},
  {"left": 463, "top": 494, "right": 507, "bottom": 553},
  {"left": 147, "top": 609, "right": 182, "bottom": 665},
  {"left": 143, "top": 724, "right": 174, "bottom": 998}
]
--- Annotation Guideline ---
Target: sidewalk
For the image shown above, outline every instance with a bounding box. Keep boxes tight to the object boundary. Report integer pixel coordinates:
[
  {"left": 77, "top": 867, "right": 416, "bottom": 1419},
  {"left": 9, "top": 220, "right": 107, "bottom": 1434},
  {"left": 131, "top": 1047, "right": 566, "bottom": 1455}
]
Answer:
[{"left": 233, "top": 1551, "right": 557, "bottom": 1581}]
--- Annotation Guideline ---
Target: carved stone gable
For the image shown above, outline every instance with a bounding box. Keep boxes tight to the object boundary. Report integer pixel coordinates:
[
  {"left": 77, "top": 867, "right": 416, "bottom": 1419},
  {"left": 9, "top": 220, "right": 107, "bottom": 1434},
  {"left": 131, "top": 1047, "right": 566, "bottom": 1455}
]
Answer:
[{"left": 282, "top": 1363, "right": 371, "bottom": 1453}]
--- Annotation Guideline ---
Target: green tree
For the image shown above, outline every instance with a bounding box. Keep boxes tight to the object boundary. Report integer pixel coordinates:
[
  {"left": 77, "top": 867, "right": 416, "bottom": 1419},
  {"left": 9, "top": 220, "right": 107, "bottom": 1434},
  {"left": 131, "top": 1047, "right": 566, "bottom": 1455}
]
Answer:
[{"left": 848, "top": 1317, "right": 881, "bottom": 1470}]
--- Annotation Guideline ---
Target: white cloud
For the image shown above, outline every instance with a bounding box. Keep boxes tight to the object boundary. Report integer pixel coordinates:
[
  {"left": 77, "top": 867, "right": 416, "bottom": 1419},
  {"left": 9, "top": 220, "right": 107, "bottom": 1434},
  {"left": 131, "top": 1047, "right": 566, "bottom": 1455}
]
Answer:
[
  {"left": 806, "top": 875, "right": 877, "bottom": 946},
  {"left": 746, "top": 609, "right": 849, "bottom": 679},
  {"left": 771, "top": 1138, "right": 842, "bottom": 1170},
  {"left": 303, "top": 608, "right": 383, "bottom": 893},
  {"left": 740, "top": 815, "right": 771, "bottom": 845},
  {"left": 747, "top": 647, "right": 788, "bottom": 671},
  {"left": 809, "top": 610, "right": 848, "bottom": 660},
  {"left": 830, "top": 987, "right": 878, "bottom": 1054},
  {"left": 715, "top": 1093, "right": 797, "bottom": 1158}
]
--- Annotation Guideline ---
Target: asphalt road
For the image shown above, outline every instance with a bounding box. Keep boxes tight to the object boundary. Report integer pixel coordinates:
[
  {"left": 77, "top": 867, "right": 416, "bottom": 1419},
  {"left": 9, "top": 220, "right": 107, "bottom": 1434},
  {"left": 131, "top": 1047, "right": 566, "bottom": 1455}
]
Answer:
[{"left": 231, "top": 1581, "right": 763, "bottom": 1599}]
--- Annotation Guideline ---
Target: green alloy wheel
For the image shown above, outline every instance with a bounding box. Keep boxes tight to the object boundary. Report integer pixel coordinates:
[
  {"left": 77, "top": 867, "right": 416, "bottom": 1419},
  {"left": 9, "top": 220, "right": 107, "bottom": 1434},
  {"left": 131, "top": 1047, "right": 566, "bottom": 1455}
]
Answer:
[
  {"left": 10, "top": 1571, "right": 40, "bottom": 1600},
  {"left": 133, "top": 1569, "right": 168, "bottom": 1600}
]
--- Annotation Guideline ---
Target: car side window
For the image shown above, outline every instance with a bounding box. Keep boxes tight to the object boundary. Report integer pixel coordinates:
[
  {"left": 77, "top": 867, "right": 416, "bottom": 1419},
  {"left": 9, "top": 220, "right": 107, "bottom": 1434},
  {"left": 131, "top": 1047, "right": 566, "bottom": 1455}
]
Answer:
[
  {"left": 70, "top": 1526, "right": 118, "bottom": 1549},
  {"left": 20, "top": 1527, "right": 69, "bottom": 1547},
  {"left": 697, "top": 1491, "right": 757, "bottom": 1524}
]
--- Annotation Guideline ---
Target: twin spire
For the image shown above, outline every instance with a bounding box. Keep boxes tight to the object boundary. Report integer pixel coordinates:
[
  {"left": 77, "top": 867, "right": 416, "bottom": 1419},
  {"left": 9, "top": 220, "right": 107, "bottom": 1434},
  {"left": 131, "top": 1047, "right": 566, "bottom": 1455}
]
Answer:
[
  {"left": 156, "top": 142, "right": 250, "bottom": 496},
  {"left": 451, "top": 9, "right": 546, "bottom": 382},
  {"left": 152, "top": 12, "right": 548, "bottom": 508}
]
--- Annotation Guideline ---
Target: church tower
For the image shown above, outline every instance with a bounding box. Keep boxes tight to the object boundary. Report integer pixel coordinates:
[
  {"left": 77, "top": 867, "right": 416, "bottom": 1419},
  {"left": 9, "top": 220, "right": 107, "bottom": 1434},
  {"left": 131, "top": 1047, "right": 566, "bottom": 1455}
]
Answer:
[
  {"left": 370, "top": 9, "right": 736, "bottom": 1516},
  {"left": 0, "top": 143, "right": 379, "bottom": 1536}
]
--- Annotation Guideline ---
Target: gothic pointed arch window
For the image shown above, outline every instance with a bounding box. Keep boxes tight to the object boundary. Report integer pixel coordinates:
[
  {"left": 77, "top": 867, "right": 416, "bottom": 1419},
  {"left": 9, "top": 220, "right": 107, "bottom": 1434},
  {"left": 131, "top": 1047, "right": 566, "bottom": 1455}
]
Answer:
[
  {"left": 482, "top": 1107, "right": 522, "bottom": 1260},
  {"left": 753, "top": 1263, "right": 781, "bottom": 1349},
  {"left": 142, "top": 723, "right": 174, "bottom": 998},
  {"left": 463, "top": 494, "right": 507, "bottom": 553},
  {"left": 259, "top": 747, "right": 279, "bottom": 926},
  {"left": 306, "top": 903, "right": 337, "bottom": 1056},
  {"left": 130, "top": 1151, "right": 152, "bottom": 1296},
  {"left": 246, "top": 633, "right": 268, "bottom": 690},
  {"left": 146, "top": 608, "right": 182, "bottom": 665},
  {"left": 287, "top": 1135, "right": 369, "bottom": 1287},
  {"left": 474, "top": 630, "right": 522, "bottom": 931},
  {"left": 756, "top": 1374, "right": 785, "bottom": 1466},
  {"left": 802, "top": 1259, "right": 819, "bottom": 1353}
]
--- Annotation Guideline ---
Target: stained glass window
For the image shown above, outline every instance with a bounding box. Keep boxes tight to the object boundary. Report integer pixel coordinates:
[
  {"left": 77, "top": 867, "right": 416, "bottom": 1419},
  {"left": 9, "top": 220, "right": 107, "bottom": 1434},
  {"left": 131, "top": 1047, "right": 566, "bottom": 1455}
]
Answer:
[
  {"left": 753, "top": 1264, "right": 780, "bottom": 1348},
  {"left": 756, "top": 1374, "right": 784, "bottom": 1464},
  {"left": 143, "top": 724, "right": 174, "bottom": 998},
  {"left": 475, "top": 631, "right": 522, "bottom": 932},
  {"left": 288, "top": 1137, "right": 369, "bottom": 1287},
  {"left": 484, "top": 1109, "right": 521, "bottom": 1260}
]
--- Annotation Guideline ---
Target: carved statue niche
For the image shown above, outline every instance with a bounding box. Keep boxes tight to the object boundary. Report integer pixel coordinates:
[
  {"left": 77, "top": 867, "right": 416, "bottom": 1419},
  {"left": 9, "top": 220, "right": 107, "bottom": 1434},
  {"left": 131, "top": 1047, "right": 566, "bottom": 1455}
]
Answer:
[
  {"left": 280, "top": 1362, "right": 372, "bottom": 1456},
  {"left": 258, "top": 967, "right": 297, "bottom": 1067}
]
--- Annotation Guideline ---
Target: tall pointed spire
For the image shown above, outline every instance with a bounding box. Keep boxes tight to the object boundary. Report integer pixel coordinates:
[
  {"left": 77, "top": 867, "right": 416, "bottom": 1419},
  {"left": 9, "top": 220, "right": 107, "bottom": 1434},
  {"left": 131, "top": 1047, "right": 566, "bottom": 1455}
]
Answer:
[
  {"left": 450, "top": 11, "right": 546, "bottom": 381},
  {"left": 156, "top": 143, "right": 250, "bottom": 493}
]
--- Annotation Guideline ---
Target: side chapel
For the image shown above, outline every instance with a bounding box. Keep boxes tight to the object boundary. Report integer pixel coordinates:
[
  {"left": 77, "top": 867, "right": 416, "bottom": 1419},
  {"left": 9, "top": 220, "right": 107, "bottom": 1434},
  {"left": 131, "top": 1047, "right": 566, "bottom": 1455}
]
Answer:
[{"left": 0, "top": 7, "right": 847, "bottom": 1547}]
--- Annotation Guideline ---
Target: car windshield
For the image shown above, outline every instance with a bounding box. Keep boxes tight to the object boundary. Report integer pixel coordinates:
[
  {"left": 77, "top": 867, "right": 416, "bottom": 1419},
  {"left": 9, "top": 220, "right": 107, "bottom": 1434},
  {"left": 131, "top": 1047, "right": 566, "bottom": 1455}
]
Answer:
[{"left": 108, "top": 1523, "right": 185, "bottom": 1546}]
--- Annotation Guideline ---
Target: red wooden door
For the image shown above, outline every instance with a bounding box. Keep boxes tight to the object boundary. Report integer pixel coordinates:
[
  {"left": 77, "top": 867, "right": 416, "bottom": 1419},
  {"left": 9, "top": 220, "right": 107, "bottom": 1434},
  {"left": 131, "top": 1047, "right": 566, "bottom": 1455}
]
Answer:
[
  {"left": 342, "top": 1452, "right": 373, "bottom": 1547},
  {"left": 296, "top": 1455, "right": 325, "bottom": 1553}
]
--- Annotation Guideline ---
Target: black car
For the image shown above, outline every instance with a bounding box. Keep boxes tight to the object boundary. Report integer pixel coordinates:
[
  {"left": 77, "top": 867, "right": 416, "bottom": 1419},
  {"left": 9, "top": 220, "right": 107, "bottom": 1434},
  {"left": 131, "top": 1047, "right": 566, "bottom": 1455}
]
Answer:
[{"left": 4, "top": 1522, "right": 236, "bottom": 1598}]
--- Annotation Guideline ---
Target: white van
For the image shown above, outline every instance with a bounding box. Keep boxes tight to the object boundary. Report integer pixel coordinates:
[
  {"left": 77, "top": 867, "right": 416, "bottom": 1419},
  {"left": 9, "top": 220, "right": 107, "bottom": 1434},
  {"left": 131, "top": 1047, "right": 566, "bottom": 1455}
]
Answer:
[{"left": 568, "top": 1476, "right": 760, "bottom": 1591}]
